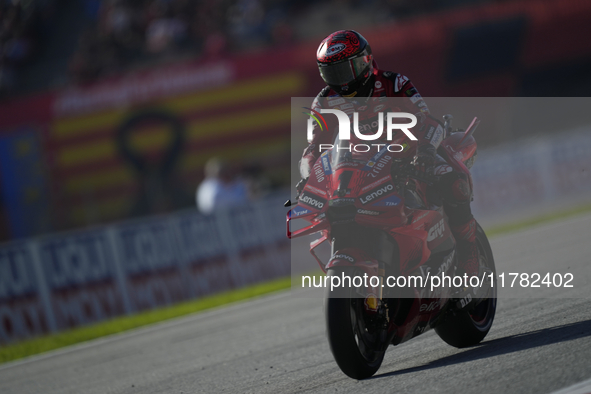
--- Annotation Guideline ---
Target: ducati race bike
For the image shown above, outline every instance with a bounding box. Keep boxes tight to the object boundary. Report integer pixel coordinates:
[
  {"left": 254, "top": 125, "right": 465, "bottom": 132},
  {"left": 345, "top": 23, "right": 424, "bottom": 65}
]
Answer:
[{"left": 286, "top": 116, "right": 497, "bottom": 379}]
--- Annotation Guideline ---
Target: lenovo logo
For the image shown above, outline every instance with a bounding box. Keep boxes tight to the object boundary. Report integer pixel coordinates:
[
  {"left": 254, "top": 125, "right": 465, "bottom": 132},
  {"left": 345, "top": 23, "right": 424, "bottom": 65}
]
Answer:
[
  {"left": 299, "top": 192, "right": 326, "bottom": 209},
  {"left": 360, "top": 184, "right": 394, "bottom": 205}
]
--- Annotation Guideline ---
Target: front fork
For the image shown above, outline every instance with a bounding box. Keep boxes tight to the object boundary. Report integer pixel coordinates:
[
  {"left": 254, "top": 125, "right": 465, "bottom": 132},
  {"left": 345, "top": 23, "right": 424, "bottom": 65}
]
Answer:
[
  {"left": 324, "top": 249, "right": 388, "bottom": 317},
  {"left": 310, "top": 230, "right": 391, "bottom": 318}
]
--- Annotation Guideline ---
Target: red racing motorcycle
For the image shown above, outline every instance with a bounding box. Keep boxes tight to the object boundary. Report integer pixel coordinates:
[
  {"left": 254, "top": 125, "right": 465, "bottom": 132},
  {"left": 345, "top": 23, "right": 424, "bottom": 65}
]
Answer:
[{"left": 286, "top": 116, "right": 496, "bottom": 379}]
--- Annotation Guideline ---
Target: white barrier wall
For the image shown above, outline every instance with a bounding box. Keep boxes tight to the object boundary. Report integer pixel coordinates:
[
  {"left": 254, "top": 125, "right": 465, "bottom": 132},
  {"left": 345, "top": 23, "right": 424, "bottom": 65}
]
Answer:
[
  {"left": 471, "top": 129, "right": 591, "bottom": 217},
  {"left": 0, "top": 195, "right": 290, "bottom": 343}
]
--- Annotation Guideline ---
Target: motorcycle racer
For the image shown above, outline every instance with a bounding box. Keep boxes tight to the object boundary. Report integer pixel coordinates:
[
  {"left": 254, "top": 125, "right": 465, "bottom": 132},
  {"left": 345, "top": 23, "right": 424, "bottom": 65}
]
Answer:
[{"left": 299, "top": 29, "right": 479, "bottom": 278}]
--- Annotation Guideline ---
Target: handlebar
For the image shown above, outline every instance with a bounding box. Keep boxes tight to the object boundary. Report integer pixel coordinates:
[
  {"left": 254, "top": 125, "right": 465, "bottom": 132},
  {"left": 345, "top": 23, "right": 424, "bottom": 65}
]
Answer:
[{"left": 393, "top": 164, "right": 439, "bottom": 186}]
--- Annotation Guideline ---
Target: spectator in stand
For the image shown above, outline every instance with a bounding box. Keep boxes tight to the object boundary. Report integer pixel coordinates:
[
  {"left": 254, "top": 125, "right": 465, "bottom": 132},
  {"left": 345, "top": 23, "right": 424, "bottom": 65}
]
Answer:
[
  {"left": 196, "top": 157, "right": 249, "bottom": 215},
  {"left": 144, "top": 0, "right": 187, "bottom": 54},
  {"left": 0, "top": 0, "right": 43, "bottom": 93},
  {"left": 100, "top": 0, "right": 143, "bottom": 59}
]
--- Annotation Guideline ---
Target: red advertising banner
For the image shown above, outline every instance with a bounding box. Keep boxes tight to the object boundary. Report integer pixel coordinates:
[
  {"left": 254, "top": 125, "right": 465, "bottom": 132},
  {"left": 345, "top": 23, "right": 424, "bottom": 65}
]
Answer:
[{"left": 0, "top": 0, "right": 590, "bottom": 237}]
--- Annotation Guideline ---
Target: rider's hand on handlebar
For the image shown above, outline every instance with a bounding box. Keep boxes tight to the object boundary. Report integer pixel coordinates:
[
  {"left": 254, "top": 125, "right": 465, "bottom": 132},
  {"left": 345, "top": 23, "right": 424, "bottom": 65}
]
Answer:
[{"left": 413, "top": 147, "right": 436, "bottom": 176}]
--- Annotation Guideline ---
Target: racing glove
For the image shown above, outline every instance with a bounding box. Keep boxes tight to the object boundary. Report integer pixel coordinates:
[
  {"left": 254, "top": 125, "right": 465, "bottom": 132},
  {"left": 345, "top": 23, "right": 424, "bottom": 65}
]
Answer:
[{"left": 413, "top": 145, "right": 436, "bottom": 175}]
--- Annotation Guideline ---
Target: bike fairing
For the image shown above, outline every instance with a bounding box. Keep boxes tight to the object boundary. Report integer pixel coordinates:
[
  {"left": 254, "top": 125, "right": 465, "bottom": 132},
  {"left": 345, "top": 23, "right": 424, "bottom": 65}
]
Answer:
[
  {"left": 288, "top": 114, "right": 497, "bottom": 379},
  {"left": 288, "top": 29, "right": 496, "bottom": 379}
]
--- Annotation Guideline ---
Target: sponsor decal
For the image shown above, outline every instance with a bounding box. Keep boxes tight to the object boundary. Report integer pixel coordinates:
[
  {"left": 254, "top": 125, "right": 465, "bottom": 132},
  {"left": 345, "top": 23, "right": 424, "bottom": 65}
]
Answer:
[
  {"left": 363, "top": 150, "right": 392, "bottom": 178},
  {"left": 326, "top": 43, "right": 346, "bottom": 56},
  {"left": 291, "top": 206, "right": 311, "bottom": 217},
  {"left": 412, "top": 211, "right": 430, "bottom": 223},
  {"left": 410, "top": 94, "right": 422, "bottom": 104},
  {"left": 361, "top": 175, "right": 390, "bottom": 192},
  {"left": 405, "top": 87, "right": 418, "bottom": 97},
  {"left": 357, "top": 105, "right": 367, "bottom": 111},
  {"left": 415, "top": 324, "right": 428, "bottom": 334},
  {"left": 459, "top": 293, "right": 472, "bottom": 308},
  {"left": 417, "top": 101, "right": 428, "bottom": 108},
  {"left": 434, "top": 165, "right": 453, "bottom": 175},
  {"left": 340, "top": 103, "right": 354, "bottom": 109},
  {"left": 329, "top": 198, "right": 355, "bottom": 206},
  {"left": 334, "top": 161, "right": 362, "bottom": 171},
  {"left": 328, "top": 98, "right": 345, "bottom": 106},
  {"left": 373, "top": 104, "right": 385, "bottom": 112},
  {"left": 360, "top": 184, "right": 394, "bottom": 205},
  {"left": 420, "top": 301, "right": 440, "bottom": 312},
  {"left": 321, "top": 151, "right": 332, "bottom": 174},
  {"left": 362, "top": 147, "right": 389, "bottom": 170},
  {"left": 312, "top": 162, "right": 325, "bottom": 183},
  {"left": 304, "top": 184, "right": 327, "bottom": 196},
  {"left": 425, "top": 126, "right": 435, "bottom": 140},
  {"left": 427, "top": 219, "right": 445, "bottom": 242},
  {"left": 357, "top": 208, "right": 380, "bottom": 216},
  {"left": 375, "top": 80, "right": 382, "bottom": 89},
  {"left": 435, "top": 250, "right": 455, "bottom": 276},
  {"left": 332, "top": 253, "right": 354, "bottom": 262},
  {"left": 430, "top": 124, "right": 444, "bottom": 148},
  {"left": 394, "top": 74, "right": 410, "bottom": 92},
  {"left": 371, "top": 194, "right": 401, "bottom": 207},
  {"left": 299, "top": 192, "right": 327, "bottom": 209}
]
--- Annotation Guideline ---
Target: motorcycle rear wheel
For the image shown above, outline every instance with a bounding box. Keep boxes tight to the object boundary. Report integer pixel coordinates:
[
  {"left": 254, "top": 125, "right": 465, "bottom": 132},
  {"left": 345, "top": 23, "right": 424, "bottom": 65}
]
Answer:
[
  {"left": 325, "top": 267, "right": 387, "bottom": 380},
  {"left": 435, "top": 222, "right": 497, "bottom": 348}
]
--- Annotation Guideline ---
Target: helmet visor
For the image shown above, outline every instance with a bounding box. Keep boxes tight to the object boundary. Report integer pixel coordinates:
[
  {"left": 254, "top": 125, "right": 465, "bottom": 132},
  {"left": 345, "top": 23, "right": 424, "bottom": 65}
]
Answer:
[{"left": 318, "top": 55, "right": 372, "bottom": 87}]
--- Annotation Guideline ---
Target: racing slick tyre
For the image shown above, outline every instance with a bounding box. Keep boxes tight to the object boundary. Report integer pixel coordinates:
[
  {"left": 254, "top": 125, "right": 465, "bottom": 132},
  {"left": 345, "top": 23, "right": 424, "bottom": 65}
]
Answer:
[
  {"left": 435, "top": 222, "right": 497, "bottom": 348},
  {"left": 325, "top": 267, "right": 387, "bottom": 380}
]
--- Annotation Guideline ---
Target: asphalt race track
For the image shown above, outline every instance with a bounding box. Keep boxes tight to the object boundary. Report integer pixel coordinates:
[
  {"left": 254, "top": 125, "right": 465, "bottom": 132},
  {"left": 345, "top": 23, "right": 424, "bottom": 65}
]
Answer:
[{"left": 1, "top": 214, "right": 591, "bottom": 394}]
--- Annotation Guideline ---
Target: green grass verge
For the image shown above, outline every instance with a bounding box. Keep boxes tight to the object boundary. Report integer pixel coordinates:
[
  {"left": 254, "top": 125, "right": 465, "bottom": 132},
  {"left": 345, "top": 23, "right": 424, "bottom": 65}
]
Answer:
[
  {"left": 2, "top": 201, "right": 590, "bottom": 365},
  {"left": 484, "top": 201, "right": 591, "bottom": 238},
  {"left": 0, "top": 276, "right": 291, "bottom": 365}
]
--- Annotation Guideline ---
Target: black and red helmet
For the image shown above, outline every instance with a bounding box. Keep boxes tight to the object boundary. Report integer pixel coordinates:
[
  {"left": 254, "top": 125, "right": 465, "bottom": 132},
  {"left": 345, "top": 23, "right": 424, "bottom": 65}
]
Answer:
[{"left": 316, "top": 30, "right": 373, "bottom": 96}]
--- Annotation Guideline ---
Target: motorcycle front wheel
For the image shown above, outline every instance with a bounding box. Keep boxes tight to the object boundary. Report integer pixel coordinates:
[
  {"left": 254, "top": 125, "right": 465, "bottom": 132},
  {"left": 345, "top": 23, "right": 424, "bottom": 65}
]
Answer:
[
  {"left": 434, "top": 222, "right": 497, "bottom": 348},
  {"left": 325, "top": 267, "right": 387, "bottom": 380}
]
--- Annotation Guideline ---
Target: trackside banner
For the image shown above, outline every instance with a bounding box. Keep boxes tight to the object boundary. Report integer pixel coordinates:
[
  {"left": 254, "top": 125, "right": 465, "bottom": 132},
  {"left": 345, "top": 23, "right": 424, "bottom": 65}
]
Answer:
[{"left": 0, "top": 194, "right": 289, "bottom": 343}]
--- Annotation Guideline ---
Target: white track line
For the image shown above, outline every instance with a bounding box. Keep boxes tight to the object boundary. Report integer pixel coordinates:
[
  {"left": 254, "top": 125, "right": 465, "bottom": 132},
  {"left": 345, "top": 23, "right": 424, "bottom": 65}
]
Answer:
[{"left": 551, "top": 377, "right": 591, "bottom": 394}]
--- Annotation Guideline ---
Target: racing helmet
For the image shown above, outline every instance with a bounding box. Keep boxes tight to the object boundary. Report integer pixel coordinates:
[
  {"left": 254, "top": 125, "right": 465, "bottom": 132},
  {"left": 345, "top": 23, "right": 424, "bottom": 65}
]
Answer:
[{"left": 316, "top": 30, "right": 374, "bottom": 97}]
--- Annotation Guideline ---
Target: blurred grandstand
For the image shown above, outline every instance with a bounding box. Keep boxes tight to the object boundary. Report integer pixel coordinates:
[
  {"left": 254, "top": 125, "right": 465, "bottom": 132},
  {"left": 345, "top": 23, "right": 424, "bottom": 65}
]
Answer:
[
  {"left": 2, "top": 0, "right": 513, "bottom": 94},
  {"left": 1, "top": 0, "right": 591, "bottom": 241}
]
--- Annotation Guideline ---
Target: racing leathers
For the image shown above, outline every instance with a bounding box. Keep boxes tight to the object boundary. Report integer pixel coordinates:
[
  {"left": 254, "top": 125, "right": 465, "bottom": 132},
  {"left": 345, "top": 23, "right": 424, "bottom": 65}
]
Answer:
[{"left": 299, "top": 68, "right": 479, "bottom": 277}]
